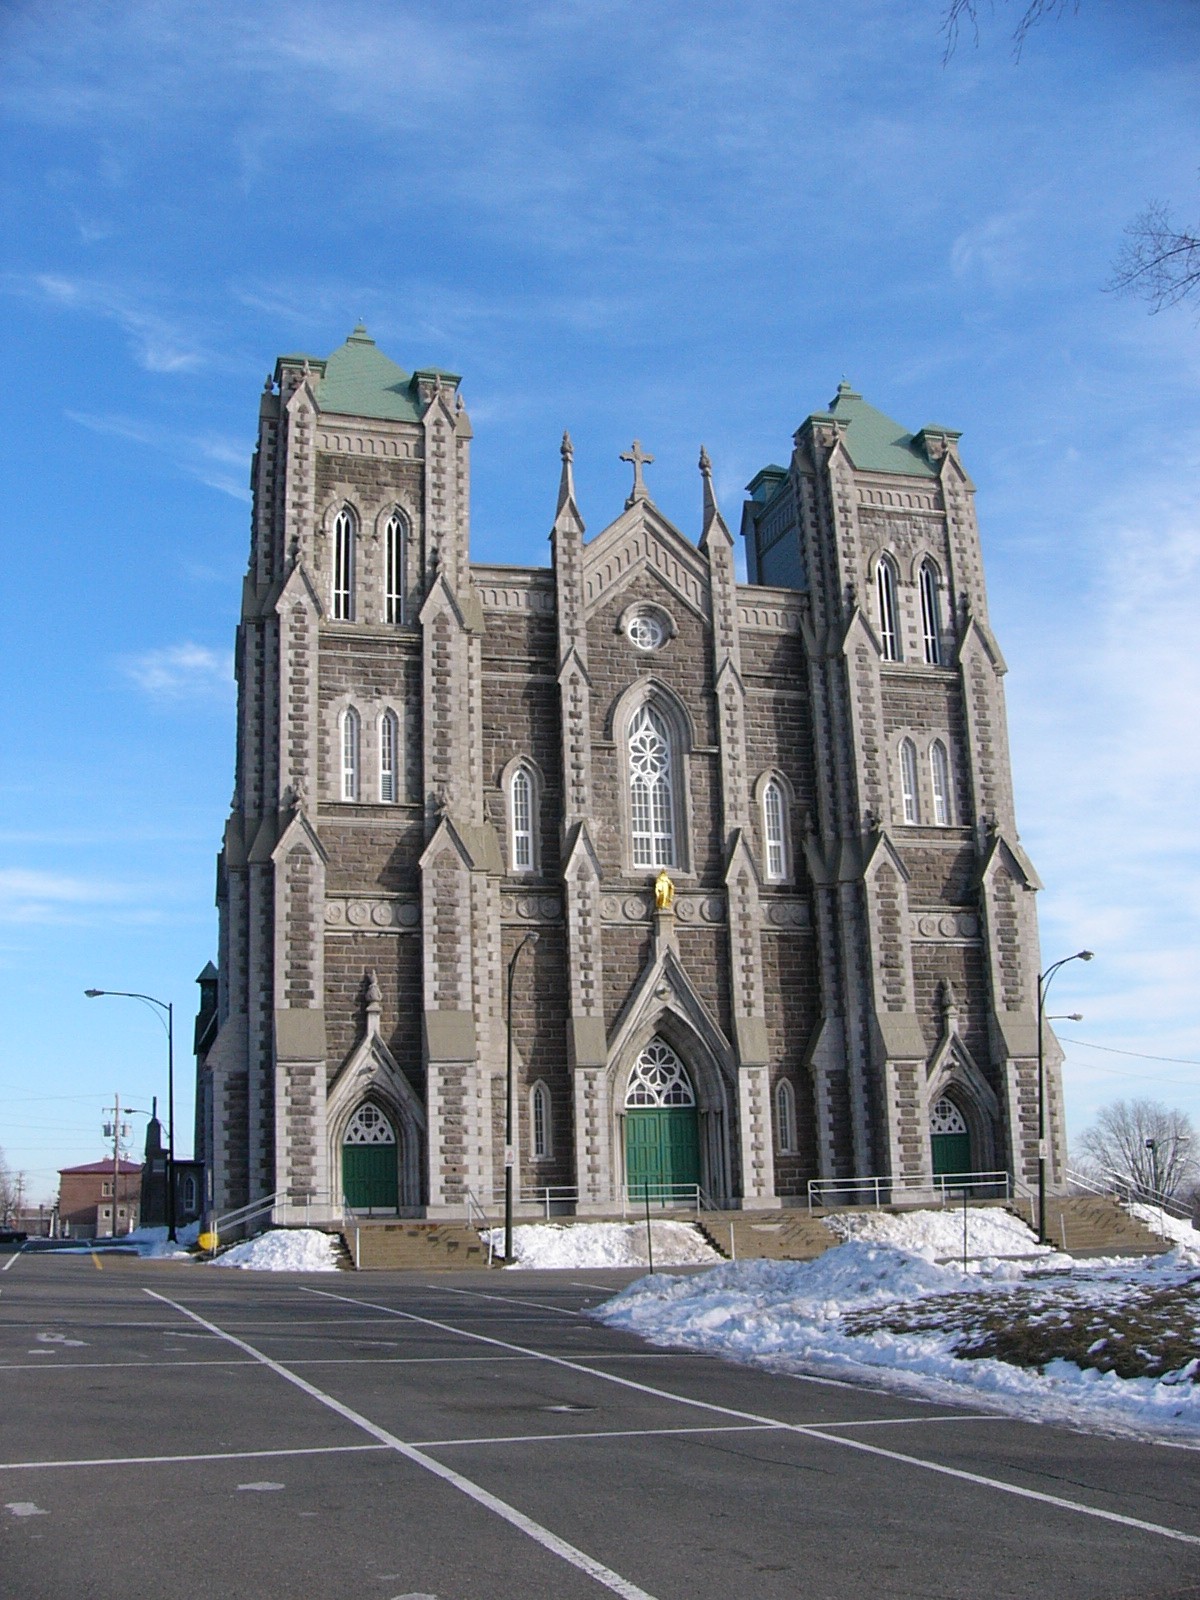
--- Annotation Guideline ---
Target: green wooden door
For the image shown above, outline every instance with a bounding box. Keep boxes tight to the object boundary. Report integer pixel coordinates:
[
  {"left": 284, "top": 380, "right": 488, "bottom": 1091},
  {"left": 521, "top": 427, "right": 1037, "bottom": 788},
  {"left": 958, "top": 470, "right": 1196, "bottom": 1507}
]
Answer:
[
  {"left": 931, "top": 1132, "right": 971, "bottom": 1177},
  {"left": 625, "top": 1107, "right": 700, "bottom": 1199},
  {"left": 343, "top": 1142, "right": 399, "bottom": 1211}
]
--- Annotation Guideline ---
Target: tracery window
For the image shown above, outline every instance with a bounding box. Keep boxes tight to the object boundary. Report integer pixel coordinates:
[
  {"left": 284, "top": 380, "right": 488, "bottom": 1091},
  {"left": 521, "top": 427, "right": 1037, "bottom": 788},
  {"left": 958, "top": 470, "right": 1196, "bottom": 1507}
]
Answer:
[
  {"left": 531, "top": 1081, "right": 552, "bottom": 1159},
  {"left": 384, "top": 509, "right": 407, "bottom": 625},
  {"left": 341, "top": 707, "right": 361, "bottom": 802},
  {"left": 344, "top": 1103, "right": 396, "bottom": 1145},
  {"left": 333, "top": 505, "right": 357, "bottom": 621},
  {"left": 930, "top": 1097, "right": 967, "bottom": 1136},
  {"left": 510, "top": 766, "right": 534, "bottom": 872},
  {"left": 876, "top": 554, "right": 900, "bottom": 662},
  {"left": 920, "top": 560, "right": 943, "bottom": 665},
  {"left": 763, "top": 778, "right": 787, "bottom": 882},
  {"left": 900, "top": 738, "right": 919, "bottom": 825},
  {"left": 930, "top": 740, "right": 951, "bottom": 826},
  {"left": 775, "top": 1078, "right": 797, "bottom": 1154},
  {"left": 628, "top": 610, "right": 666, "bottom": 651},
  {"left": 624, "top": 1039, "right": 695, "bottom": 1106},
  {"left": 380, "top": 710, "right": 399, "bottom": 804},
  {"left": 629, "top": 705, "right": 675, "bottom": 868}
]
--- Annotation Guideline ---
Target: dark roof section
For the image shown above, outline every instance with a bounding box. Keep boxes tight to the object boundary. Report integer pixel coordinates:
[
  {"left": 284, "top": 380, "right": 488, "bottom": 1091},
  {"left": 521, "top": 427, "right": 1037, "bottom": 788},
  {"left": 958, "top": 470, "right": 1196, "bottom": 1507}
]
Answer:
[
  {"left": 274, "top": 325, "right": 461, "bottom": 424},
  {"left": 59, "top": 1159, "right": 142, "bottom": 1176},
  {"left": 810, "top": 382, "right": 941, "bottom": 479}
]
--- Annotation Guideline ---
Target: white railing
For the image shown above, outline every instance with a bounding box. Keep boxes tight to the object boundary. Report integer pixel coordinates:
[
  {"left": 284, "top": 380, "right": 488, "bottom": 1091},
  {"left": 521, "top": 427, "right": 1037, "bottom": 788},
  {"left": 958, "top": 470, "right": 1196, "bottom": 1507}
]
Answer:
[
  {"left": 519, "top": 1184, "right": 578, "bottom": 1219},
  {"left": 1067, "top": 1165, "right": 1193, "bottom": 1225},
  {"left": 617, "top": 1182, "right": 716, "bottom": 1217},
  {"left": 807, "top": 1170, "right": 1012, "bottom": 1213}
]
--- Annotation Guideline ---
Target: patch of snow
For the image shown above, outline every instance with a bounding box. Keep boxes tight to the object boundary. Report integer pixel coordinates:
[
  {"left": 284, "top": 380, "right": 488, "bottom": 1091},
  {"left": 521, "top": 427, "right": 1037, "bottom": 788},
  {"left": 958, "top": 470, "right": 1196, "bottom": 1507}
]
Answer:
[
  {"left": 824, "top": 1204, "right": 1052, "bottom": 1263},
  {"left": 210, "top": 1228, "right": 341, "bottom": 1273},
  {"left": 595, "top": 1240, "right": 1200, "bottom": 1444},
  {"left": 1127, "top": 1202, "right": 1200, "bottom": 1255},
  {"left": 480, "top": 1221, "right": 721, "bottom": 1270},
  {"left": 121, "top": 1222, "right": 201, "bottom": 1259}
]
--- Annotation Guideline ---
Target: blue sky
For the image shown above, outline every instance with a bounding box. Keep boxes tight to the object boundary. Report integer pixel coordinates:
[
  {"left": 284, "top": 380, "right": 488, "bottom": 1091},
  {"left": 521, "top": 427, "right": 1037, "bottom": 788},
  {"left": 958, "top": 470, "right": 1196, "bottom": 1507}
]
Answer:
[{"left": 2, "top": 0, "right": 1198, "bottom": 1202}]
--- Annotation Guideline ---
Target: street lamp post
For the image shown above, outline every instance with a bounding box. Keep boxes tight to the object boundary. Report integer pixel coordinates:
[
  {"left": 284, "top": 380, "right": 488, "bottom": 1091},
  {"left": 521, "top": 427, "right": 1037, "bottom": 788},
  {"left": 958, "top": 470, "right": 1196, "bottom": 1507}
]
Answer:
[
  {"left": 85, "top": 989, "right": 176, "bottom": 1242},
  {"left": 1037, "top": 952, "right": 1093, "bottom": 1245},
  {"left": 504, "top": 931, "right": 539, "bottom": 1265}
]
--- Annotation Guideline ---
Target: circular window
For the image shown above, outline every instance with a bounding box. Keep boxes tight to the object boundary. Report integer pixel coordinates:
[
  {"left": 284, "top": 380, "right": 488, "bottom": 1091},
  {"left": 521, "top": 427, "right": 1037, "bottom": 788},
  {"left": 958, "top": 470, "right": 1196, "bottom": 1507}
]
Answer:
[{"left": 627, "top": 611, "right": 666, "bottom": 651}]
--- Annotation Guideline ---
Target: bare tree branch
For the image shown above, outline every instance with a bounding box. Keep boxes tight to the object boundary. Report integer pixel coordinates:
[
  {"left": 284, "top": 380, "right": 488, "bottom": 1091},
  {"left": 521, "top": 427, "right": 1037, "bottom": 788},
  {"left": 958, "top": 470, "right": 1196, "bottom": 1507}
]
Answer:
[
  {"left": 942, "top": 0, "right": 1078, "bottom": 62},
  {"left": 1077, "top": 1099, "right": 1198, "bottom": 1200},
  {"left": 1110, "top": 200, "right": 1200, "bottom": 313}
]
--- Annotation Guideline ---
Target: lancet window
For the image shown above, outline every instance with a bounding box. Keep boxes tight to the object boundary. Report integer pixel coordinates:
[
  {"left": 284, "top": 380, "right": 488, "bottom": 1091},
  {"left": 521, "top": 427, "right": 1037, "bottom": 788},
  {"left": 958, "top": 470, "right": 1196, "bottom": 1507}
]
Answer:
[
  {"left": 629, "top": 705, "right": 675, "bottom": 868},
  {"left": 877, "top": 554, "right": 900, "bottom": 661},
  {"left": 333, "top": 505, "right": 357, "bottom": 621}
]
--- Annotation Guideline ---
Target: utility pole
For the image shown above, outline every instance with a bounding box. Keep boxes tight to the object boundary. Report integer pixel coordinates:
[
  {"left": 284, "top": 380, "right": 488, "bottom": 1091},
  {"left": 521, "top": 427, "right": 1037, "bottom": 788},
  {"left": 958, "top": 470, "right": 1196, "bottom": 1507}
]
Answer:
[{"left": 110, "top": 1093, "right": 121, "bottom": 1237}]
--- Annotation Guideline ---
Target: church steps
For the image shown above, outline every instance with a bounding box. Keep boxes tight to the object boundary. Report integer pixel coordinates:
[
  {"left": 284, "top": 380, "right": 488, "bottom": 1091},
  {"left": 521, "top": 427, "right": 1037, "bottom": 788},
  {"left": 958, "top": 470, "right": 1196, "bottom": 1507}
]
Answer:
[
  {"left": 697, "top": 1211, "right": 838, "bottom": 1262},
  {"left": 346, "top": 1221, "right": 487, "bottom": 1271},
  {"left": 1011, "top": 1195, "right": 1172, "bottom": 1258}
]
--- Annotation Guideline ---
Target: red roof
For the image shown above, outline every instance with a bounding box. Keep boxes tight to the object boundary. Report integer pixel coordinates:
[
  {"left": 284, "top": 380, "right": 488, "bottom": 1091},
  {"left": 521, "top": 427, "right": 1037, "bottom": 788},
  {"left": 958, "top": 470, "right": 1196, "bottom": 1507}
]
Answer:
[{"left": 58, "top": 1159, "right": 142, "bottom": 1176}]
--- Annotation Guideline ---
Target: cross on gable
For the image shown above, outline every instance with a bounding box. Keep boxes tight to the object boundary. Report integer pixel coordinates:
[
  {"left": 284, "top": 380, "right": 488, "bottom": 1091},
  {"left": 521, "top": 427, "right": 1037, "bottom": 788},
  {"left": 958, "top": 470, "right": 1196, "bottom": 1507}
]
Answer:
[{"left": 620, "top": 439, "right": 654, "bottom": 506}]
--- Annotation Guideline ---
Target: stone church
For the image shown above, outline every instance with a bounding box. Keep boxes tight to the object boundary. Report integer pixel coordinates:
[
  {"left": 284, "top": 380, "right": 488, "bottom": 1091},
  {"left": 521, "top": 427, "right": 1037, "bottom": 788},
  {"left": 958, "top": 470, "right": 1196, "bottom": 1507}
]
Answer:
[{"left": 195, "top": 325, "right": 1065, "bottom": 1223}]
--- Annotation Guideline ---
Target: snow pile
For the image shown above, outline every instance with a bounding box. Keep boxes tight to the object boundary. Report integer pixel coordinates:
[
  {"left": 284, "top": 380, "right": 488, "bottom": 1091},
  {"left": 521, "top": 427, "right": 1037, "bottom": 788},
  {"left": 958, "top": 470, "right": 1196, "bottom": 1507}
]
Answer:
[
  {"left": 121, "top": 1223, "right": 201, "bottom": 1259},
  {"left": 481, "top": 1220, "right": 721, "bottom": 1269},
  {"left": 211, "top": 1228, "right": 341, "bottom": 1272},
  {"left": 1127, "top": 1202, "right": 1200, "bottom": 1256},
  {"left": 596, "top": 1241, "right": 1200, "bottom": 1442},
  {"left": 824, "top": 1204, "right": 1054, "bottom": 1263}
]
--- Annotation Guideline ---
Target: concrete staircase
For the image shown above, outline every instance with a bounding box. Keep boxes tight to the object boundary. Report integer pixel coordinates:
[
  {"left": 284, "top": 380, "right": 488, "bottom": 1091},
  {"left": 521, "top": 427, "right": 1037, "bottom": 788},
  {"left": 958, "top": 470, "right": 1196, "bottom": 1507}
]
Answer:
[
  {"left": 1013, "top": 1194, "right": 1172, "bottom": 1257},
  {"left": 698, "top": 1210, "right": 837, "bottom": 1262},
  {"left": 347, "top": 1220, "right": 487, "bottom": 1271}
]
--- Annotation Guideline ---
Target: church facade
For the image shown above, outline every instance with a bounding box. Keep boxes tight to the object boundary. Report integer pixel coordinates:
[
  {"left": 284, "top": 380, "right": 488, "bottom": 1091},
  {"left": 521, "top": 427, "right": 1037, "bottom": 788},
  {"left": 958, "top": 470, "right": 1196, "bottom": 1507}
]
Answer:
[{"left": 196, "top": 326, "right": 1065, "bottom": 1222}]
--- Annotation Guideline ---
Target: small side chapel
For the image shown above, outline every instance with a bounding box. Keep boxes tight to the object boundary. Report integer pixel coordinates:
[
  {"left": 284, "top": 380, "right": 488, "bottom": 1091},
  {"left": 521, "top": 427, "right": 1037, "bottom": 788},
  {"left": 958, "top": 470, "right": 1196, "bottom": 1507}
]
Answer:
[{"left": 195, "top": 326, "right": 1066, "bottom": 1222}]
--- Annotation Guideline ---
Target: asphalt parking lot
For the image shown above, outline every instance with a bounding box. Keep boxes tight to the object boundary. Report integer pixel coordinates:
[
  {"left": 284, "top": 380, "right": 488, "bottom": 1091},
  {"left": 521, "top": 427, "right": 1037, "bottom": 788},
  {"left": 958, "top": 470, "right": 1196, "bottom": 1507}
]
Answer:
[{"left": 1, "top": 1249, "right": 1198, "bottom": 1599}]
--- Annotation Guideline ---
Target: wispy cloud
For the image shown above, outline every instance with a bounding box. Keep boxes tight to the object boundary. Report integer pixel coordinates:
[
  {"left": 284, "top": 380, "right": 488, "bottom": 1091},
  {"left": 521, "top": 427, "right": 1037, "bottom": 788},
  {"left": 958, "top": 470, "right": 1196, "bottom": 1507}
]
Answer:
[
  {"left": 0, "top": 869, "right": 142, "bottom": 926},
  {"left": 118, "top": 642, "right": 233, "bottom": 701},
  {"left": 66, "top": 409, "right": 250, "bottom": 500},
  {"left": 17, "top": 273, "right": 206, "bottom": 373}
]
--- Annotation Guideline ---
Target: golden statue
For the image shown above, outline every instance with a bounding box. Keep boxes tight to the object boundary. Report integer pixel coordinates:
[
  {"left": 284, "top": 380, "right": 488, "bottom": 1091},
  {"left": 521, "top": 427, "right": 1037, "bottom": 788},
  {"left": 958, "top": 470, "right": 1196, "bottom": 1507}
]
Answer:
[{"left": 654, "top": 869, "right": 675, "bottom": 910}]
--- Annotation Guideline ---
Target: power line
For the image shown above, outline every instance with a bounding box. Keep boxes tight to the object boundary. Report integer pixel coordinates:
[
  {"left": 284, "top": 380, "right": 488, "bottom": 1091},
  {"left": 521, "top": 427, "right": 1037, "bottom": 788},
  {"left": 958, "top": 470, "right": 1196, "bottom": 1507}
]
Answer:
[{"left": 1058, "top": 1035, "right": 1200, "bottom": 1068}]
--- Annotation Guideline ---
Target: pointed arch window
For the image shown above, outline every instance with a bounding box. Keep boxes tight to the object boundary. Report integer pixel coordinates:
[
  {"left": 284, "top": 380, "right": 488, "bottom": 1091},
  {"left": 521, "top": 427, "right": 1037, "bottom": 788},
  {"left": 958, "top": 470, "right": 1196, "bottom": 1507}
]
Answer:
[
  {"left": 920, "top": 560, "right": 943, "bottom": 665},
  {"left": 876, "top": 554, "right": 900, "bottom": 662},
  {"left": 625, "top": 1039, "right": 695, "bottom": 1106},
  {"left": 333, "top": 505, "right": 357, "bottom": 621},
  {"left": 344, "top": 1102, "right": 396, "bottom": 1145},
  {"left": 340, "top": 707, "right": 361, "bottom": 802},
  {"left": 900, "top": 738, "right": 919, "bottom": 824},
  {"left": 930, "top": 739, "right": 951, "bottom": 826},
  {"left": 629, "top": 705, "right": 675, "bottom": 868},
  {"left": 384, "top": 509, "right": 407, "bottom": 625},
  {"left": 380, "top": 710, "right": 399, "bottom": 804},
  {"left": 510, "top": 765, "right": 535, "bottom": 872},
  {"left": 531, "top": 1081, "right": 552, "bottom": 1160},
  {"left": 775, "top": 1078, "right": 797, "bottom": 1154},
  {"left": 763, "top": 778, "right": 788, "bottom": 882}
]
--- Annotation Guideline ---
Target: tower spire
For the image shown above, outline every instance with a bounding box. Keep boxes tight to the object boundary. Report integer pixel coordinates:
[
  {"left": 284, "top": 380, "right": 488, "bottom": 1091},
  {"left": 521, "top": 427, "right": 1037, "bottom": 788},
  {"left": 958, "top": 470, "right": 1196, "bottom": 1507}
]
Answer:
[{"left": 557, "top": 430, "right": 575, "bottom": 515}]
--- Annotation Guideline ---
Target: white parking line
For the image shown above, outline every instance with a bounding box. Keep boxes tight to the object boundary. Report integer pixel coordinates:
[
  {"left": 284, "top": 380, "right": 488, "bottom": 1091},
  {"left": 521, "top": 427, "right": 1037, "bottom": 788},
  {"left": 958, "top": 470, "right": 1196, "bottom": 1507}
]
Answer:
[
  {"left": 145, "top": 1290, "right": 659, "bottom": 1600},
  {"left": 304, "top": 1286, "right": 1200, "bottom": 1550},
  {"left": 429, "top": 1285, "right": 584, "bottom": 1316},
  {"left": 0, "top": 1416, "right": 1009, "bottom": 1476},
  {"left": 0, "top": 1444, "right": 388, "bottom": 1471},
  {"left": 1, "top": 1252, "right": 22, "bottom": 1272}
]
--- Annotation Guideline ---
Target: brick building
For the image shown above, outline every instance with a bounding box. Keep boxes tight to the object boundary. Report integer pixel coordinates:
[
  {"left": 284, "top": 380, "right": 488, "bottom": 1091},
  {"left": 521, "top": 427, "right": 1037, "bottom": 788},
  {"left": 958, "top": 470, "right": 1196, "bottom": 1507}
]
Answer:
[
  {"left": 196, "top": 327, "right": 1065, "bottom": 1222},
  {"left": 57, "top": 1159, "right": 141, "bottom": 1238}
]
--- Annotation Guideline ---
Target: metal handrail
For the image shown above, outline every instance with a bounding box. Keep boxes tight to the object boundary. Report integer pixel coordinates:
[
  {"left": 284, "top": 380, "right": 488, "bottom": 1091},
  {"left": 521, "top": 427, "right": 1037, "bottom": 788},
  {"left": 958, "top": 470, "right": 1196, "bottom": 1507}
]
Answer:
[
  {"left": 807, "top": 1170, "right": 1012, "bottom": 1214},
  {"left": 1067, "top": 1165, "right": 1193, "bottom": 1222}
]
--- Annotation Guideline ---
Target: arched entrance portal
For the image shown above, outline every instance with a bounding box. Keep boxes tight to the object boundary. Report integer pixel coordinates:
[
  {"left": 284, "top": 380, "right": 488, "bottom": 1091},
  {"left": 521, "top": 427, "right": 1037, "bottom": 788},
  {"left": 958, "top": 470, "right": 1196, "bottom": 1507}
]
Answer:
[
  {"left": 624, "top": 1040, "right": 700, "bottom": 1200},
  {"left": 342, "top": 1103, "right": 399, "bottom": 1212},
  {"left": 930, "top": 1096, "right": 971, "bottom": 1178}
]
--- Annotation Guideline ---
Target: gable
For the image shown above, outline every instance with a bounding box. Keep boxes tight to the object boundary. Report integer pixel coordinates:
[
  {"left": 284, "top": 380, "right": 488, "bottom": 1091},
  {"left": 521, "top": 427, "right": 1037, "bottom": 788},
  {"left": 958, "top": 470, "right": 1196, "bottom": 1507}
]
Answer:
[{"left": 582, "top": 502, "right": 710, "bottom": 622}]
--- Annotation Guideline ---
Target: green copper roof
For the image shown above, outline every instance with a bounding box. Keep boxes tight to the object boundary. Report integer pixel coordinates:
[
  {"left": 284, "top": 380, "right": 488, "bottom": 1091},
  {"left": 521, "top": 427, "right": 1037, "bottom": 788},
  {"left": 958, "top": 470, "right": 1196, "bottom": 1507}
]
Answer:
[
  {"left": 819, "top": 382, "right": 938, "bottom": 479},
  {"left": 315, "top": 325, "right": 423, "bottom": 422},
  {"left": 276, "top": 325, "right": 463, "bottom": 423}
]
